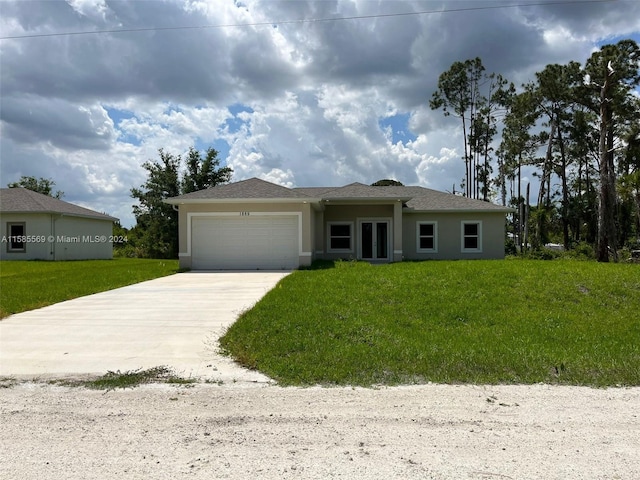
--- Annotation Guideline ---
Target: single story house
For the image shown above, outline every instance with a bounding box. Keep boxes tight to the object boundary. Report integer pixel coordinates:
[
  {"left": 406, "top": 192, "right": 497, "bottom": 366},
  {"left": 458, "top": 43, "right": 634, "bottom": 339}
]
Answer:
[
  {"left": 0, "top": 188, "right": 118, "bottom": 261},
  {"left": 165, "top": 178, "right": 514, "bottom": 270}
]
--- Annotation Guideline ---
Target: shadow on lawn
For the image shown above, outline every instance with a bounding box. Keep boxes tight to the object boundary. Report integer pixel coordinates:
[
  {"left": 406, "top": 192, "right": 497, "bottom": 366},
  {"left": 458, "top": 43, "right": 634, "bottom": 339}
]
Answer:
[{"left": 300, "top": 259, "right": 370, "bottom": 270}]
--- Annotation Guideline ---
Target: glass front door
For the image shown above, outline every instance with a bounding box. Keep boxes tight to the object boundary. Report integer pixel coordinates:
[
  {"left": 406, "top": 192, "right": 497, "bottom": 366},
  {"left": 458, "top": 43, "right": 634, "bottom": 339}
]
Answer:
[{"left": 360, "top": 220, "right": 389, "bottom": 261}]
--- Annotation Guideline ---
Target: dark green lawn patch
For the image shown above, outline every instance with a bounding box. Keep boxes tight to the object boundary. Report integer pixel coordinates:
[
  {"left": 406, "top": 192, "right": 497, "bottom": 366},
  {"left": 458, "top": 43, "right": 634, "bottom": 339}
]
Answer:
[
  {"left": 0, "top": 258, "right": 180, "bottom": 318},
  {"left": 220, "top": 260, "right": 640, "bottom": 387}
]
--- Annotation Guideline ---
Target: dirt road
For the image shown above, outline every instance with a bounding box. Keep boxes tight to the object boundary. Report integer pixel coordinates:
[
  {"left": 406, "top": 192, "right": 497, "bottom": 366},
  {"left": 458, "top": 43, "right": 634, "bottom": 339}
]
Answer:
[{"left": 1, "top": 382, "right": 638, "bottom": 479}]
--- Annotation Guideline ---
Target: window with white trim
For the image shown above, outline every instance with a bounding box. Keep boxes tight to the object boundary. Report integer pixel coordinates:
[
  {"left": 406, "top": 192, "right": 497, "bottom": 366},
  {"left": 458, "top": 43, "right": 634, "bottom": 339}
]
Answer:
[
  {"left": 417, "top": 221, "right": 437, "bottom": 253},
  {"left": 327, "top": 222, "right": 353, "bottom": 252},
  {"left": 7, "top": 222, "right": 26, "bottom": 252},
  {"left": 461, "top": 221, "right": 482, "bottom": 252}
]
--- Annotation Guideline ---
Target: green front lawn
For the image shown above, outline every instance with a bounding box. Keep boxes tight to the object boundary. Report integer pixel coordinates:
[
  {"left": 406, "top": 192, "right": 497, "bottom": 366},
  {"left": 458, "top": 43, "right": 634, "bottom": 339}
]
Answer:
[
  {"left": 0, "top": 258, "right": 180, "bottom": 318},
  {"left": 221, "top": 260, "right": 640, "bottom": 387}
]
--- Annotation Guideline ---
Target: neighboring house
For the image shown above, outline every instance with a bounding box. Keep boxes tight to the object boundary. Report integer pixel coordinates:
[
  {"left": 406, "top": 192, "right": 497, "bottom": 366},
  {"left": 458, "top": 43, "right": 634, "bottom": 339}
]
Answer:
[
  {"left": 0, "top": 188, "right": 118, "bottom": 260},
  {"left": 165, "top": 178, "right": 514, "bottom": 270}
]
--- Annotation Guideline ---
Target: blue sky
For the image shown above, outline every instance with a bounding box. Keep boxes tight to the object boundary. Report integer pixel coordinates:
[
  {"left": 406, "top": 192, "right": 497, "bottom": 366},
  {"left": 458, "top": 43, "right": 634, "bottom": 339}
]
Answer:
[
  {"left": 1, "top": 0, "right": 639, "bottom": 227},
  {"left": 379, "top": 113, "right": 418, "bottom": 145}
]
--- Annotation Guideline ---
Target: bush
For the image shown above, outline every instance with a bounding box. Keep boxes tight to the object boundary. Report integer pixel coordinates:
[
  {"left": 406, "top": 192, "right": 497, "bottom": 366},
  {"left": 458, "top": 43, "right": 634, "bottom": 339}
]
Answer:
[
  {"left": 113, "top": 243, "right": 145, "bottom": 258},
  {"left": 505, "top": 238, "right": 517, "bottom": 256},
  {"left": 526, "top": 247, "right": 561, "bottom": 260},
  {"left": 564, "top": 242, "right": 595, "bottom": 260}
]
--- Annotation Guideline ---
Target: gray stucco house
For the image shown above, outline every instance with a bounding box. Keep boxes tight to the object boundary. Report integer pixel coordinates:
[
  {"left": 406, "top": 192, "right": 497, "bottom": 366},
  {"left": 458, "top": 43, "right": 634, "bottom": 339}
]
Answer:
[
  {"left": 0, "top": 188, "right": 118, "bottom": 260},
  {"left": 165, "top": 178, "right": 513, "bottom": 270}
]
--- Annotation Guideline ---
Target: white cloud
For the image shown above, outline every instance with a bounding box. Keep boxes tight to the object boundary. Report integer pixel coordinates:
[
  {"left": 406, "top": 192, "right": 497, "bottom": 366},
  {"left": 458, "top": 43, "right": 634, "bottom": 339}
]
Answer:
[{"left": 66, "top": 0, "right": 111, "bottom": 21}]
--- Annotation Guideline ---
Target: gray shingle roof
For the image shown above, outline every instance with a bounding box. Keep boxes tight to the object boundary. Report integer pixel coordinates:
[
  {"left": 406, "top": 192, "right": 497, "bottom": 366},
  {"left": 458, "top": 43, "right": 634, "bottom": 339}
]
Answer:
[
  {"left": 402, "top": 187, "right": 513, "bottom": 212},
  {"left": 165, "top": 177, "right": 513, "bottom": 212},
  {"left": 309, "top": 183, "right": 414, "bottom": 200},
  {"left": 167, "top": 178, "right": 315, "bottom": 201},
  {"left": 0, "top": 188, "right": 118, "bottom": 221},
  {"left": 292, "top": 186, "right": 338, "bottom": 197},
  {"left": 300, "top": 183, "right": 512, "bottom": 211}
]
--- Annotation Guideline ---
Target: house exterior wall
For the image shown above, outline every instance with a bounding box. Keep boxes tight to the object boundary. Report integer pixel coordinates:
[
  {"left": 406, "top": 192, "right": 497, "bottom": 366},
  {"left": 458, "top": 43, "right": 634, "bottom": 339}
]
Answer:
[
  {"left": 1, "top": 213, "right": 52, "bottom": 260},
  {"left": 313, "top": 208, "right": 324, "bottom": 259},
  {"left": 393, "top": 202, "right": 403, "bottom": 262},
  {"left": 176, "top": 202, "right": 313, "bottom": 269},
  {"left": 173, "top": 200, "right": 509, "bottom": 268},
  {"left": 402, "top": 212, "right": 507, "bottom": 260},
  {"left": 51, "top": 216, "right": 114, "bottom": 260},
  {"left": 317, "top": 204, "right": 397, "bottom": 261},
  {"left": 1, "top": 213, "right": 113, "bottom": 260}
]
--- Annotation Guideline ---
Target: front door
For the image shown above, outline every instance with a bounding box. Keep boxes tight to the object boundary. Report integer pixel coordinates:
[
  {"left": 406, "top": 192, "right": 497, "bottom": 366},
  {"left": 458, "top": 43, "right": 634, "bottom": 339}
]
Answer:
[{"left": 359, "top": 220, "right": 390, "bottom": 261}]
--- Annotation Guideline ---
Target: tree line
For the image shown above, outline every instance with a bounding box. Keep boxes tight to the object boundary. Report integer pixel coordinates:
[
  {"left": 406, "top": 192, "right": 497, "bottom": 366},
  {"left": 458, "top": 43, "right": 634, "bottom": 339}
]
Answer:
[{"left": 430, "top": 39, "right": 640, "bottom": 262}]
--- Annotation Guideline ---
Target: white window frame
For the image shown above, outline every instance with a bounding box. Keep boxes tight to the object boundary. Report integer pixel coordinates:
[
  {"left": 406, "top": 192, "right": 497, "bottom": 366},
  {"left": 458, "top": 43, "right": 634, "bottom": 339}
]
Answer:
[
  {"left": 7, "top": 222, "right": 26, "bottom": 253},
  {"left": 327, "top": 221, "right": 354, "bottom": 253},
  {"left": 461, "top": 220, "right": 482, "bottom": 253},
  {"left": 416, "top": 221, "right": 438, "bottom": 253}
]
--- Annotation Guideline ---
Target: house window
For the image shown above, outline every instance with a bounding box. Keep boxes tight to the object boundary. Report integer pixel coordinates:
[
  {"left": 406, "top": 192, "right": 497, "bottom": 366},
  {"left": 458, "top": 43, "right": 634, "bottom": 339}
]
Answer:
[
  {"left": 7, "top": 223, "right": 26, "bottom": 252},
  {"left": 461, "top": 221, "right": 482, "bottom": 252},
  {"left": 417, "top": 222, "right": 437, "bottom": 253},
  {"left": 327, "top": 222, "right": 353, "bottom": 252}
]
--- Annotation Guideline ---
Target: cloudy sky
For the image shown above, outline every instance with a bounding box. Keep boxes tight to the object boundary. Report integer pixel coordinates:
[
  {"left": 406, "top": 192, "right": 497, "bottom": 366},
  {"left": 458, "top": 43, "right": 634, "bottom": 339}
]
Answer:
[{"left": 1, "top": 0, "right": 639, "bottom": 227}]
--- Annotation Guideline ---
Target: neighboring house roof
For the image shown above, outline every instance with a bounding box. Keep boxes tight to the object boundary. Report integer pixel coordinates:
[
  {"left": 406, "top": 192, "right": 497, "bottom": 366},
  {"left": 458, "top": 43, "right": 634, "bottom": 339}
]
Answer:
[
  {"left": 165, "top": 177, "right": 513, "bottom": 212},
  {"left": 0, "top": 188, "right": 118, "bottom": 221}
]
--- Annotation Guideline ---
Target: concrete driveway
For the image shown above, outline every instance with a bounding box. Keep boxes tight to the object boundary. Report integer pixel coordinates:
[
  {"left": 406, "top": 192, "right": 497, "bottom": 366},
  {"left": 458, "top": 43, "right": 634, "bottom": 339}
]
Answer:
[{"left": 0, "top": 272, "right": 290, "bottom": 381}]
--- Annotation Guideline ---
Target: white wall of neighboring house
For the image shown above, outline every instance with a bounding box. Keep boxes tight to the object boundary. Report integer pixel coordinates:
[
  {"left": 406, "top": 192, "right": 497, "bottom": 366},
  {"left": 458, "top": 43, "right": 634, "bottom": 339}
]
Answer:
[
  {"left": 1, "top": 213, "right": 113, "bottom": 260},
  {"left": 52, "top": 216, "right": 114, "bottom": 260},
  {"left": 1, "top": 213, "right": 52, "bottom": 260}
]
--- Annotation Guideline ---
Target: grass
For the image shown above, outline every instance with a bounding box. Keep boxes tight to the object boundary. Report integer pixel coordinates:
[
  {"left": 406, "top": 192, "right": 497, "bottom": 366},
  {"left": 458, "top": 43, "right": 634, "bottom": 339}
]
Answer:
[
  {"left": 0, "top": 258, "right": 180, "bottom": 318},
  {"left": 1, "top": 367, "right": 196, "bottom": 390},
  {"left": 220, "top": 259, "right": 640, "bottom": 387},
  {"left": 53, "top": 367, "right": 197, "bottom": 390}
]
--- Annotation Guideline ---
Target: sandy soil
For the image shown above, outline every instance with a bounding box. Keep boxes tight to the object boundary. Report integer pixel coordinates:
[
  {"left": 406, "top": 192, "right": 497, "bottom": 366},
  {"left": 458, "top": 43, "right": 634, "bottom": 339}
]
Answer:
[{"left": 1, "top": 381, "right": 638, "bottom": 480}]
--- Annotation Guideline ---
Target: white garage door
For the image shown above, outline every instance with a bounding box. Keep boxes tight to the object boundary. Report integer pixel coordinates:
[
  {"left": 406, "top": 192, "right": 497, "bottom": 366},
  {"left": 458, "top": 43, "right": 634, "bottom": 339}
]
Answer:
[{"left": 191, "top": 215, "right": 299, "bottom": 270}]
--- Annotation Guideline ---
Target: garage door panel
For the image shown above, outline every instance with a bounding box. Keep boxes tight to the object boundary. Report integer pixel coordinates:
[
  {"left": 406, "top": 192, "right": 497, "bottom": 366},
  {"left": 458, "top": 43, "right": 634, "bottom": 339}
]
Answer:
[{"left": 191, "top": 215, "right": 299, "bottom": 270}]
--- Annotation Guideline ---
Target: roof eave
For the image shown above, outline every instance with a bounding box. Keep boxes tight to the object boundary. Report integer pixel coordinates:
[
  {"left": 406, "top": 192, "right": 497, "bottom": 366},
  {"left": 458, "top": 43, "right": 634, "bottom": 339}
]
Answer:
[
  {"left": 1, "top": 210, "right": 118, "bottom": 221},
  {"left": 322, "top": 197, "right": 412, "bottom": 203},
  {"left": 404, "top": 207, "right": 515, "bottom": 214}
]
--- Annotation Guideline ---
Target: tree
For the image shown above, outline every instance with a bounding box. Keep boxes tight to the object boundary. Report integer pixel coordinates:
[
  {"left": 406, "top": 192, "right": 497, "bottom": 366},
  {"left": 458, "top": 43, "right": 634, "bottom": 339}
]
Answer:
[
  {"left": 527, "top": 62, "right": 584, "bottom": 249},
  {"left": 371, "top": 179, "right": 404, "bottom": 186},
  {"left": 8, "top": 176, "right": 64, "bottom": 198},
  {"left": 430, "top": 58, "right": 485, "bottom": 198},
  {"left": 131, "top": 147, "right": 233, "bottom": 259},
  {"left": 618, "top": 109, "right": 640, "bottom": 244},
  {"left": 498, "top": 90, "right": 539, "bottom": 251},
  {"left": 131, "top": 149, "right": 181, "bottom": 259},
  {"left": 469, "top": 74, "right": 513, "bottom": 201},
  {"left": 181, "top": 147, "right": 233, "bottom": 194},
  {"left": 582, "top": 39, "right": 640, "bottom": 261},
  {"left": 565, "top": 106, "right": 599, "bottom": 244},
  {"left": 430, "top": 58, "right": 512, "bottom": 199}
]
